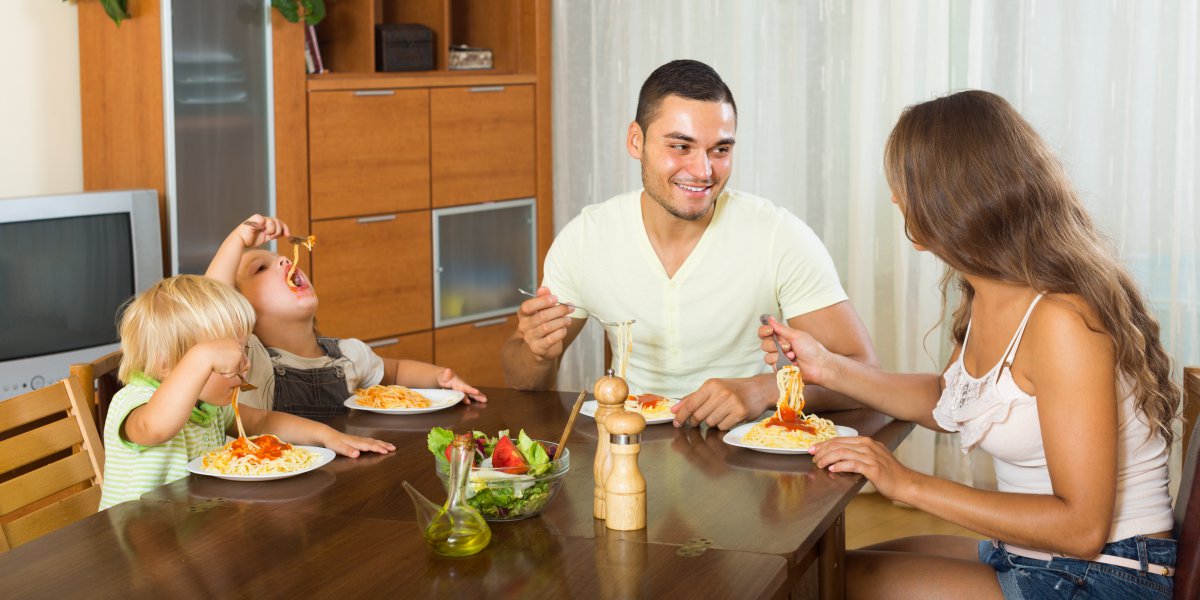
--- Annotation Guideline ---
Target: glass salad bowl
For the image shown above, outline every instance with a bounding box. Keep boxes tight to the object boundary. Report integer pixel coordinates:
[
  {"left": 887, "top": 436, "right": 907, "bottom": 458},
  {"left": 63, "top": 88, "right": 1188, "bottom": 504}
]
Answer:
[{"left": 434, "top": 442, "right": 570, "bottom": 522}]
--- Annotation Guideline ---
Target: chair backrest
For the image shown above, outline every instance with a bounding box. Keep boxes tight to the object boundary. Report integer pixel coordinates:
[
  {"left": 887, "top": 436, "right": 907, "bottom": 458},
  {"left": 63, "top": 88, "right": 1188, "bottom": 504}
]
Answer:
[
  {"left": 0, "top": 376, "right": 105, "bottom": 552},
  {"left": 1173, "top": 367, "right": 1200, "bottom": 599},
  {"left": 69, "top": 350, "right": 123, "bottom": 433}
]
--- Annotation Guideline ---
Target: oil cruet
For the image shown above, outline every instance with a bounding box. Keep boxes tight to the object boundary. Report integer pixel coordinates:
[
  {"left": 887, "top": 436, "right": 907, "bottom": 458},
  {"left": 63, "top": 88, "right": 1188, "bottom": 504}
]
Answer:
[{"left": 402, "top": 434, "right": 491, "bottom": 557}]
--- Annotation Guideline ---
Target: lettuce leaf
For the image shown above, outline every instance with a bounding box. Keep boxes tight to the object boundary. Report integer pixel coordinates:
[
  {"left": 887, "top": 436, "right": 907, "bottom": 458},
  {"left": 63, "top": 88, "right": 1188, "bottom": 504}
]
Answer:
[
  {"left": 427, "top": 427, "right": 455, "bottom": 466},
  {"left": 516, "top": 429, "right": 551, "bottom": 475}
]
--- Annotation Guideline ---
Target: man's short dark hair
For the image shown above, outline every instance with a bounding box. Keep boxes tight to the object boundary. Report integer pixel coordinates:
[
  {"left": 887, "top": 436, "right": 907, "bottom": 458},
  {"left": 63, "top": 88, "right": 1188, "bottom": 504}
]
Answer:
[{"left": 635, "top": 59, "right": 737, "bottom": 133}]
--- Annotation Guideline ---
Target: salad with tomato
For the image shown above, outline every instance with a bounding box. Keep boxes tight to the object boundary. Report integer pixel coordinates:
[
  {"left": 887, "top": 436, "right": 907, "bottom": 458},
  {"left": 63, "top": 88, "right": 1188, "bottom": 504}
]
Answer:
[{"left": 427, "top": 427, "right": 569, "bottom": 520}]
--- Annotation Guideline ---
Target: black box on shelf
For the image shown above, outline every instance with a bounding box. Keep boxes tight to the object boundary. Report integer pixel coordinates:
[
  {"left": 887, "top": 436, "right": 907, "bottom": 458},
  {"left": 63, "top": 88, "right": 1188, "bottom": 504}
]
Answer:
[{"left": 376, "top": 24, "right": 434, "bottom": 72}]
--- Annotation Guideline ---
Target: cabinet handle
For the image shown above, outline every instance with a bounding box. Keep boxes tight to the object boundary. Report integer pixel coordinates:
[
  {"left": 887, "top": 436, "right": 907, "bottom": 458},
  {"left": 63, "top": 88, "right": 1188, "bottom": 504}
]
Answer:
[
  {"left": 468, "top": 86, "right": 505, "bottom": 93},
  {"left": 366, "top": 337, "right": 401, "bottom": 348},
  {"left": 357, "top": 214, "right": 398, "bottom": 224},
  {"left": 473, "top": 317, "right": 510, "bottom": 328},
  {"left": 354, "top": 90, "right": 395, "bottom": 96}
]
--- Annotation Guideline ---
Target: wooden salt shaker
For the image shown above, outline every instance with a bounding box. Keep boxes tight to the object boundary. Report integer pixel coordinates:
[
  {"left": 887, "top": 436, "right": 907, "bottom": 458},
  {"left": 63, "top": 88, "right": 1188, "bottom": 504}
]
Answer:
[
  {"left": 593, "top": 369, "right": 628, "bottom": 520},
  {"left": 603, "top": 410, "right": 647, "bottom": 531}
]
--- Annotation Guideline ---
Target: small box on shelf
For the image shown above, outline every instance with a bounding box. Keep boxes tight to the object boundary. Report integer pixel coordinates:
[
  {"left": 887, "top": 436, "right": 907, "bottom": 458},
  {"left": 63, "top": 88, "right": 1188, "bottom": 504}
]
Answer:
[
  {"left": 448, "top": 44, "right": 493, "bottom": 70},
  {"left": 376, "top": 24, "right": 434, "bottom": 72}
]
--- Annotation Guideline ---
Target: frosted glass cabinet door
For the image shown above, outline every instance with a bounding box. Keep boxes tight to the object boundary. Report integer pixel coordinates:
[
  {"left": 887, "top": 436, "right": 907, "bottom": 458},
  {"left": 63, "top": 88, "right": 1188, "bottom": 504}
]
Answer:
[
  {"left": 433, "top": 199, "right": 537, "bottom": 326},
  {"left": 167, "top": 0, "right": 273, "bottom": 274}
]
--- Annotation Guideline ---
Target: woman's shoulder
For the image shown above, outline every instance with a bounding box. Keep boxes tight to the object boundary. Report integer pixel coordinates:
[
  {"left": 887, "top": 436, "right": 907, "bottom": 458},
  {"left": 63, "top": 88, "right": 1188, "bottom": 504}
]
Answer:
[{"left": 1021, "top": 293, "right": 1114, "bottom": 368}]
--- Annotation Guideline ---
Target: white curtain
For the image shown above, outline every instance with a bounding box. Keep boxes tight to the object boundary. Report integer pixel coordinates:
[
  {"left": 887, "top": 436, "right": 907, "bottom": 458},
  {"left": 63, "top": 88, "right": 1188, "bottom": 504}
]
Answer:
[{"left": 550, "top": 0, "right": 1199, "bottom": 489}]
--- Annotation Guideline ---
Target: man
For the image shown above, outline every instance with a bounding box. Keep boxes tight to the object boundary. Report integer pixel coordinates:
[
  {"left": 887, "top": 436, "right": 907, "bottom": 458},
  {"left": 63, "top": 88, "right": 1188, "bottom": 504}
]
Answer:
[{"left": 502, "top": 59, "right": 876, "bottom": 429}]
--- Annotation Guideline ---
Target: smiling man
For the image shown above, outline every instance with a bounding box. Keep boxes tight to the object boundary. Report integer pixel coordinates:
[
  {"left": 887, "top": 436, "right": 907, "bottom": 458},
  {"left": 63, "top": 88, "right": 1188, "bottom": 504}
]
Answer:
[{"left": 502, "top": 59, "right": 877, "bottom": 429}]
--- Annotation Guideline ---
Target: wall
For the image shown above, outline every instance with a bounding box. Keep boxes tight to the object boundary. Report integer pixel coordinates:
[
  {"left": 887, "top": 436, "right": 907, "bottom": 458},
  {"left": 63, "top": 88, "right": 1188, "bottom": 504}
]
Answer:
[{"left": 0, "top": 2, "right": 83, "bottom": 198}]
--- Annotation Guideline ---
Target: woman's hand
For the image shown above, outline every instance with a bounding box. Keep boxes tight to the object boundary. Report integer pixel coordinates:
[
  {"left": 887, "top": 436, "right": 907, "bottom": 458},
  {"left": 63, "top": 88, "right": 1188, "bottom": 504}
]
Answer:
[
  {"left": 437, "top": 368, "right": 487, "bottom": 404},
  {"left": 322, "top": 431, "right": 395, "bottom": 458},
  {"left": 758, "top": 316, "right": 833, "bottom": 387},
  {"left": 810, "top": 436, "right": 916, "bottom": 500}
]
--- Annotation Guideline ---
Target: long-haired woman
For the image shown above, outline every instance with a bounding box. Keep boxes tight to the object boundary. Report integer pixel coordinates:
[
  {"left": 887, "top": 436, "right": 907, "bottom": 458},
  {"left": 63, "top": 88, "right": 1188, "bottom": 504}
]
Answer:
[{"left": 761, "top": 90, "right": 1178, "bottom": 599}]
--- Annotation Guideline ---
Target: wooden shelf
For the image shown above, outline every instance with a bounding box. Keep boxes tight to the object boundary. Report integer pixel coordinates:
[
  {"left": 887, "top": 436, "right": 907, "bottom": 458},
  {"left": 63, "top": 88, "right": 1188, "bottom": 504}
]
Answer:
[{"left": 307, "top": 71, "right": 535, "bottom": 92}]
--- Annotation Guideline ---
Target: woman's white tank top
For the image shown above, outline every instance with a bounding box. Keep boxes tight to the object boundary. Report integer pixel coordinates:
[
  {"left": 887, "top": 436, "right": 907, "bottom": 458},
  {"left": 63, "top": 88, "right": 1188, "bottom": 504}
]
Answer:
[{"left": 933, "top": 294, "right": 1174, "bottom": 541}]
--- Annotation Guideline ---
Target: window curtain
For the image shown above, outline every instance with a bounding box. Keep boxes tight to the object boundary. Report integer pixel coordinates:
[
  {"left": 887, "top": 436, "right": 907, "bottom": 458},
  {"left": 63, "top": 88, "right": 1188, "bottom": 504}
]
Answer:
[{"left": 550, "top": 0, "right": 1199, "bottom": 490}]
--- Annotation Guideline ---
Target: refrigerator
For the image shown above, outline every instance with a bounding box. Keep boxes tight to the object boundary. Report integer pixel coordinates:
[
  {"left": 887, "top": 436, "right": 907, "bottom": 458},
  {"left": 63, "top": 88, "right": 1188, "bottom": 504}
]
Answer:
[{"left": 163, "top": 0, "right": 274, "bottom": 274}]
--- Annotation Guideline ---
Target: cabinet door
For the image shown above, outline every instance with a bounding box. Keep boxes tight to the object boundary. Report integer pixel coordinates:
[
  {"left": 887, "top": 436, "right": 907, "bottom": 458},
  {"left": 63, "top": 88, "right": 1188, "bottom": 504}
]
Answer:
[
  {"left": 309, "top": 89, "right": 430, "bottom": 219},
  {"left": 364, "top": 331, "right": 434, "bottom": 364},
  {"left": 312, "top": 213, "right": 431, "bottom": 341},
  {"left": 430, "top": 85, "right": 535, "bottom": 207},
  {"left": 433, "top": 314, "right": 517, "bottom": 388}
]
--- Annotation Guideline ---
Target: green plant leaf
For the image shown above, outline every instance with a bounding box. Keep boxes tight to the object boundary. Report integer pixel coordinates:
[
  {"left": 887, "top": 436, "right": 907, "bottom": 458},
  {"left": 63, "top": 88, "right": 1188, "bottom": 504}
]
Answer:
[
  {"left": 270, "top": 0, "right": 325, "bottom": 25},
  {"left": 302, "top": 0, "right": 326, "bottom": 26},
  {"left": 271, "top": 0, "right": 300, "bottom": 23},
  {"left": 98, "top": 0, "right": 129, "bottom": 26}
]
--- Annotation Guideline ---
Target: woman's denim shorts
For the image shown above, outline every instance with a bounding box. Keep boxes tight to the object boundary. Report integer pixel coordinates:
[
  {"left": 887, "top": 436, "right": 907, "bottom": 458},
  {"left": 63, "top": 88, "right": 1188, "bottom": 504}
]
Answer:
[{"left": 978, "top": 536, "right": 1176, "bottom": 599}]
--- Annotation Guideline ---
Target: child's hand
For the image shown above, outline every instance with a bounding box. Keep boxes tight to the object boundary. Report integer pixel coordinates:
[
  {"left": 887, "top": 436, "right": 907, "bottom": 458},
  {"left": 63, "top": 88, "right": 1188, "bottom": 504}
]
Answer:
[
  {"left": 237, "top": 214, "right": 291, "bottom": 249},
  {"left": 322, "top": 431, "right": 395, "bottom": 458},
  {"left": 194, "top": 338, "right": 249, "bottom": 379},
  {"left": 437, "top": 368, "right": 487, "bottom": 404}
]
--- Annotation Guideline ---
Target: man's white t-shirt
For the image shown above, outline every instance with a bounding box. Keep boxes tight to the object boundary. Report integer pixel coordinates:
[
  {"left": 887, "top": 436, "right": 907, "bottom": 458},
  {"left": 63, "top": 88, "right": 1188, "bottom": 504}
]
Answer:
[{"left": 542, "top": 189, "right": 847, "bottom": 399}]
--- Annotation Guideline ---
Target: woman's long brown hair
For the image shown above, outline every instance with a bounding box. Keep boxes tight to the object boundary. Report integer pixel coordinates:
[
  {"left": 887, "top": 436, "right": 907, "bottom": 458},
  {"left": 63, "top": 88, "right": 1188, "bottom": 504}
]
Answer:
[{"left": 884, "top": 90, "right": 1179, "bottom": 446}]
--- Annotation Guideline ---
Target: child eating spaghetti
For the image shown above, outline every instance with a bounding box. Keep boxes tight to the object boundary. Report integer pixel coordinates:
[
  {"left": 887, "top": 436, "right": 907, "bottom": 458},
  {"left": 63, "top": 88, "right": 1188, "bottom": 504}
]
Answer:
[
  {"left": 99, "top": 275, "right": 394, "bottom": 509},
  {"left": 206, "top": 215, "right": 486, "bottom": 419}
]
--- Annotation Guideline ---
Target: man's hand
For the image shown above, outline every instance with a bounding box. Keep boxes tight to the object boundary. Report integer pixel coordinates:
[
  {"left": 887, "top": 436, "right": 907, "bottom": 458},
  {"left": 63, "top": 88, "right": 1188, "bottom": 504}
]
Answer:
[
  {"left": 515, "top": 286, "right": 575, "bottom": 363},
  {"left": 671, "top": 376, "right": 772, "bottom": 430}
]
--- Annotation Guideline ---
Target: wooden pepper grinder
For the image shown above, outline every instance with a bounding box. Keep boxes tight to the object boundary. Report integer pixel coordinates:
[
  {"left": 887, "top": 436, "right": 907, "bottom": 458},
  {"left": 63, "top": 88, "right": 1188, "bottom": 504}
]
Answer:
[
  {"left": 593, "top": 369, "right": 628, "bottom": 520},
  {"left": 603, "top": 410, "right": 647, "bottom": 531}
]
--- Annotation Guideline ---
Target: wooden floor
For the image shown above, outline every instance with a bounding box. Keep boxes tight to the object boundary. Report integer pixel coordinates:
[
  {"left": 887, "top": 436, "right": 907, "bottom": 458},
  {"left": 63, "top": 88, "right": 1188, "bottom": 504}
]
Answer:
[{"left": 845, "top": 493, "right": 984, "bottom": 549}]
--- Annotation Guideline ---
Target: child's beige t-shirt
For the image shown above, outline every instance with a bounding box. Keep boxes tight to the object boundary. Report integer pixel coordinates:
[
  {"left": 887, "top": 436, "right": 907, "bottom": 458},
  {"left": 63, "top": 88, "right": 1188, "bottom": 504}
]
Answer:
[
  {"left": 542, "top": 188, "right": 847, "bottom": 399},
  {"left": 238, "top": 335, "right": 385, "bottom": 410}
]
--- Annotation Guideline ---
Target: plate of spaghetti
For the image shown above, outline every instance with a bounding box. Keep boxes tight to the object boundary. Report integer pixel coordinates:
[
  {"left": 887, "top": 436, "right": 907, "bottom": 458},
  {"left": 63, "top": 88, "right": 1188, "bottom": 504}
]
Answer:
[
  {"left": 188, "top": 435, "right": 334, "bottom": 481},
  {"left": 344, "top": 386, "right": 465, "bottom": 414},
  {"left": 723, "top": 365, "right": 854, "bottom": 454},
  {"left": 579, "top": 393, "right": 680, "bottom": 425}
]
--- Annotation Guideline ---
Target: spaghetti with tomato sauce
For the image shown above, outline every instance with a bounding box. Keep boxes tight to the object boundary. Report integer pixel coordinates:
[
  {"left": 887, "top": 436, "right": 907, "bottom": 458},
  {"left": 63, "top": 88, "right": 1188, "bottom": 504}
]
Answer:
[
  {"left": 623, "top": 393, "right": 676, "bottom": 419},
  {"left": 201, "top": 434, "right": 318, "bottom": 476},
  {"left": 742, "top": 366, "right": 838, "bottom": 448}
]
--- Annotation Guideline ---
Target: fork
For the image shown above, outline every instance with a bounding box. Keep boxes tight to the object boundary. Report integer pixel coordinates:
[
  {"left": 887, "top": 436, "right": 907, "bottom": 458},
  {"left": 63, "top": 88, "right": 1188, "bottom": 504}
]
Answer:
[
  {"left": 235, "top": 372, "right": 257, "bottom": 392},
  {"left": 759, "top": 314, "right": 794, "bottom": 371},
  {"left": 517, "top": 288, "right": 635, "bottom": 327},
  {"left": 241, "top": 220, "right": 311, "bottom": 246}
]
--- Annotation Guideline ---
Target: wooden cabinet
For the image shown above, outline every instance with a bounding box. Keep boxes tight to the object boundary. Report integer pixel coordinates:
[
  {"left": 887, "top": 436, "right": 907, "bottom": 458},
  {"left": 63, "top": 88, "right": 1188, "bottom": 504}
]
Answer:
[
  {"left": 367, "top": 331, "right": 434, "bottom": 364},
  {"left": 431, "top": 85, "right": 536, "bottom": 207},
  {"left": 311, "top": 213, "right": 432, "bottom": 341},
  {"left": 434, "top": 315, "right": 519, "bottom": 388},
  {"left": 309, "top": 89, "right": 431, "bottom": 219}
]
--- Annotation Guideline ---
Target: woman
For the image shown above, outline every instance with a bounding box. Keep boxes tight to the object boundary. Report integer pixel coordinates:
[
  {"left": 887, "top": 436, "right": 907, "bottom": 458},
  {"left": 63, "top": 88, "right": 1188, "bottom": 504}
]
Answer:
[{"left": 761, "top": 90, "right": 1178, "bottom": 599}]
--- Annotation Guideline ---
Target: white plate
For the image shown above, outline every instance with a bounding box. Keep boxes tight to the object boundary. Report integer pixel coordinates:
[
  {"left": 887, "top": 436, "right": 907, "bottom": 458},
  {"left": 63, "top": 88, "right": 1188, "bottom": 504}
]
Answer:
[
  {"left": 579, "top": 399, "right": 679, "bottom": 425},
  {"left": 186, "top": 445, "right": 336, "bottom": 481},
  {"left": 343, "top": 388, "right": 465, "bottom": 414},
  {"left": 722, "top": 423, "right": 858, "bottom": 454}
]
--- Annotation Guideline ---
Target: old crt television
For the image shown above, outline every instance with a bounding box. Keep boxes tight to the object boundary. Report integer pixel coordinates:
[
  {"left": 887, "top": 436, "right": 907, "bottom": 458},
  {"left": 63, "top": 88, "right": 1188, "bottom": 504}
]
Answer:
[{"left": 0, "top": 190, "right": 162, "bottom": 400}]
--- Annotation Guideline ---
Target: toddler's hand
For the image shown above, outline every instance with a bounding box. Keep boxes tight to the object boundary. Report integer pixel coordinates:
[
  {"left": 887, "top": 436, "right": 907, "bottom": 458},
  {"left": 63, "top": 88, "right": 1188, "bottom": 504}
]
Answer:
[
  {"left": 237, "top": 214, "right": 291, "bottom": 248},
  {"left": 324, "top": 432, "right": 395, "bottom": 458},
  {"left": 195, "top": 338, "right": 249, "bottom": 380},
  {"left": 437, "top": 368, "right": 487, "bottom": 404}
]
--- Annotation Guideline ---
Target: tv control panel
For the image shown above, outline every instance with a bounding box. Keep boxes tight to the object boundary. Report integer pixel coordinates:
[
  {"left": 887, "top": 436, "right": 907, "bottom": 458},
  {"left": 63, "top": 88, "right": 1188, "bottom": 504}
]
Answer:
[{"left": 0, "top": 374, "right": 47, "bottom": 400}]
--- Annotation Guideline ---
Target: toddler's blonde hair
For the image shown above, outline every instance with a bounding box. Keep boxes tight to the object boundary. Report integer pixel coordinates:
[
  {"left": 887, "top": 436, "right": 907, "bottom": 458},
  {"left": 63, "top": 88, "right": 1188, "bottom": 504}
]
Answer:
[{"left": 117, "top": 275, "right": 255, "bottom": 383}]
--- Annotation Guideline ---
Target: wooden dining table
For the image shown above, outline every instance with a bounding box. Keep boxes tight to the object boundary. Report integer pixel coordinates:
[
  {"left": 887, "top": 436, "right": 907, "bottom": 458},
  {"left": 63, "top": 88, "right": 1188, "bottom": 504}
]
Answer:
[{"left": 0, "top": 387, "right": 912, "bottom": 599}]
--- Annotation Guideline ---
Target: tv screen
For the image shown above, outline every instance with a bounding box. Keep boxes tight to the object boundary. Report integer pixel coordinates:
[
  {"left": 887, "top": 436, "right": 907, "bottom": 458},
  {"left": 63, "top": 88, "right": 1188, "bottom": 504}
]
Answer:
[{"left": 0, "top": 213, "right": 135, "bottom": 362}]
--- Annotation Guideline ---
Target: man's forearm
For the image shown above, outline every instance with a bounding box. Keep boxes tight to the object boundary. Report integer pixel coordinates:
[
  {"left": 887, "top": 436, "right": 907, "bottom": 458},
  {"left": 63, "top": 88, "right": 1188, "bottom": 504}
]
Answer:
[{"left": 501, "top": 338, "right": 558, "bottom": 391}]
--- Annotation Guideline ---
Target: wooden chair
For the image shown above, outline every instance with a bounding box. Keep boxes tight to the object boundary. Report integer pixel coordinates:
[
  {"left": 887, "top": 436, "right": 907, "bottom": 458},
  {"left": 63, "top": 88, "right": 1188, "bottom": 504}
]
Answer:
[
  {"left": 70, "top": 350, "right": 122, "bottom": 433},
  {"left": 0, "top": 376, "right": 105, "bottom": 552},
  {"left": 1174, "top": 367, "right": 1200, "bottom": 599}
]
